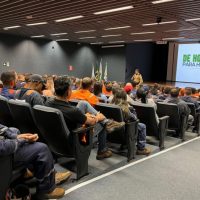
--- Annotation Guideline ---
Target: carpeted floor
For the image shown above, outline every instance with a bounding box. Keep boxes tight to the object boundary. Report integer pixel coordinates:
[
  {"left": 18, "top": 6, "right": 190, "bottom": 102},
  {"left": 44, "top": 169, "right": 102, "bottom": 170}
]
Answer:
[{"left": 60, "top": 136, "right": 200, "bottom": 200}]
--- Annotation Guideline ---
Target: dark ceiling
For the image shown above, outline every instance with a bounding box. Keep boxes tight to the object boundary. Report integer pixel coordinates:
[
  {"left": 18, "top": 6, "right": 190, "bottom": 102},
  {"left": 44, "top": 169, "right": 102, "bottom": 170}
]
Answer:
[{"left": 0, "top": 0, "right": 200, "bottom": 44}]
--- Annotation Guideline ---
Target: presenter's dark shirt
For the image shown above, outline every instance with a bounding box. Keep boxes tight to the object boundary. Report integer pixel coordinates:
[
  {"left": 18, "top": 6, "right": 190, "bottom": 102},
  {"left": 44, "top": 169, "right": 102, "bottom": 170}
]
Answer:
[{"left": 45, "top": 98, "right": 87, "bottom": 131}]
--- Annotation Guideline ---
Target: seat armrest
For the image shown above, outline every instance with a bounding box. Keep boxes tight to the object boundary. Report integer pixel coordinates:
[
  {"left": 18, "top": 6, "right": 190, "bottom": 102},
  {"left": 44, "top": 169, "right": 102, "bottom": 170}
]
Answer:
[
  {"left": 72, "top": 126, "right": 94, "bottom": 134},
  {"left": 159, "top": 116, "right": 169, "bottom": 121}
]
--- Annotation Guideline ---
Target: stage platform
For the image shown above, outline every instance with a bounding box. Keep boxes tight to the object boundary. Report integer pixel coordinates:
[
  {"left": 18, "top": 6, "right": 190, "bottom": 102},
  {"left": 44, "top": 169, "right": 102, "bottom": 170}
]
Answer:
[{"left": 144, "top": 81, "right": 200, "bottom": 89}]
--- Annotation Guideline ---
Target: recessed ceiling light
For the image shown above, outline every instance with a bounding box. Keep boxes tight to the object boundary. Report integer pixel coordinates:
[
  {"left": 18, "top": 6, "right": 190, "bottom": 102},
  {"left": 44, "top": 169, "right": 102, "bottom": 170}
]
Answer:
[
  {"left": 55, "top": 15, "right": 84, "bottom": 22},
  {"left": 75, "top": 30, "right": 96, "bottom": 33},
  {"left": 162, "top": 37, "right": 185, "bottom": 40},
  {"left": 102, "top": 45, "right": 125, "bottom": 48},
  {"left": 143, "top": 21, "right": 177, "bottom": 26},
  {"left": 101, "top": 34, "right": 122, "bottom": 38},
  {"left": 91, "top": 42, "right": 103, "bottom": 45},
  {"left": 105, "top": 26, "right": 131, "bottom": 30},
  {"left": 108, "top": 41, "right": 125, "bottom": 44},
  {"left": 26, "top": 22, "right": 48, "bottom": 26},
  {"left": 56, "top": 39, "right": 69, "bottom": 41},
  {"left": 79, "top": 36, "right": 96, "bottom": 39},
  {"left": 131, "top": 32, "right": 155, "bottom": 35},
  {"left": 94, "top": 6, "right": 133, "bottom": 15},
  {"left": 152, "top": 0, "right": 175, "bottom": 4},
  {"left": 3, "top": 25, "right": 21, "bottom": 30},
  {"left": 165, "top": 27, "right": 198, "bottom": 32},
  {"left": 50, "top": 33, "right": 68, "bottom": 36},
  {"left": 31, "top": 35, "right": 45, "bottom": 38},
  {"left": 185, "top": 18, "right": 200, "bottom": 22},
  {"left": 134, "top": 39, "right": 153, "bottom": 42}
]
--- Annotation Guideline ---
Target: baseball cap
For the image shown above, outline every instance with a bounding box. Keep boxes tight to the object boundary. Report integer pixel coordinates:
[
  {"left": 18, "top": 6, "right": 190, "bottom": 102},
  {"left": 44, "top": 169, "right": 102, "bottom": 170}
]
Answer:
[{"left": 29, "top": 74, "right": 46, "bottom": 83}]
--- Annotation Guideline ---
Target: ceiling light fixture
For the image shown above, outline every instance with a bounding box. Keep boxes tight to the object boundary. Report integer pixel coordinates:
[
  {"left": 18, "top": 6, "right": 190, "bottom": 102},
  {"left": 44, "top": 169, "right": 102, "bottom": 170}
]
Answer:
[
  {"left": 152, "top": 0, "right": 175, "bottom": 4},
  {"left": 3, "top": 25, "right": 21, "bottom": 30},
  {"left": 79, "top": 36, "right": 96, "bottom": 39},
  {"left": 162, "top": 37, "right": 185, "bottom": 40},
  {"left": 56, "top": 39, "right": 69, "bottom": 41},
  {"left": 101, "top": 34, "right": 122, "bottom": 37},
  {"left": 94, "top": 6, "right": 133, "bottom": 15},
  {"left": 102, "top": 45, "right": 125, "bottom": 48},
  {"left": 143, "top": 21, "right": 177, "bottom": 26},
  {"left": 90, "top": 42, "right": 103, "bottom": 45},
  {"left": 185, "top": 18, "right": 200, "bottom": 22},
  {"left": 105, "top": 26, "right": 131, "bottom": 30},
  {"left": 75, "top": 30, "right": 96, "bottom": 33},
  {"left": 131, "top": 32, "right": 155, "bottom": 35},
  {"left": 108, "top": 41, "right": 125, "bottom": 44},
  {"left": 26, "top": 22, "right": 48, "bottom": 26},
  {"left": 134, "top": 39, "right": 153, "bottom": 42},
  {"left": 50, "top": 33, "right": 67, "bottom": 36},
  {"left": 55, "top": 15, "right": 84, "bottom": 22},
  {"left": 31, "top": 35, "right": 45, "bottom": 38}
]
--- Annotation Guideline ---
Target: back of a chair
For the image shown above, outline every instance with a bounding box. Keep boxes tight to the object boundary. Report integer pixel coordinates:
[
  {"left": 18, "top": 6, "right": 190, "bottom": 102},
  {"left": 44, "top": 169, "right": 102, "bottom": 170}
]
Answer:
[
  {"left": 157, "top": 102, "right": 180, "bottom": 130},
  {"left": 0, "top": 95, "right": 14, "bottom": 127},
  {"left": 95, "top": 103, "right": 124, "bottom": 122},
  {"left": 186, "top": 102, "right": 196, "bottom": 118},
  {"left": 69, "top": 99, "right": 79, "bottom": 107},
  {"left": 95, "top": 103, "right": 125, "bottom": 143},
  {"left": 0, "top": 155, "right": 12, "bottom": 200},
  {"left": 132, "top": 104, "right": 159, "bottom": 136},
  {"left": 33, "top": 105, "right": 73, "bottom": 157},
  {"left": 8, "top": 100, "right": 39, "bottom": 134}
]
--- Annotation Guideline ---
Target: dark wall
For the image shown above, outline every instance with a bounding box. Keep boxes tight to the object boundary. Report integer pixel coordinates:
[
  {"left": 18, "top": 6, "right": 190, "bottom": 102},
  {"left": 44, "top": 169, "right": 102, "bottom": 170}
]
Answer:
[
  {"left": 125, "top": 43, "right": 168, "bottom": 83},
  {"left": 0, "top": 34, "right": 97, "bottom": 78},
  {"left": 0, "top": 34, "right": 168, "bottom": 83},
  {"left": 97, "top": 46, "right": 126, "bottom": 82}
]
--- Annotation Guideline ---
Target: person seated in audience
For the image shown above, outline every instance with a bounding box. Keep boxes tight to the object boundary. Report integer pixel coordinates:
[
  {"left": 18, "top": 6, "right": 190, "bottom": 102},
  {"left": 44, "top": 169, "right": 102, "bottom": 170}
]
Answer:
[
  {"left": 130, "top": 81, "right": 137, "bottom": 99},
  {"left": 133, "top": 87, "right": 159, "bottom": 125},
  {"left": 111, "top": 89, "right": 151, "bottom": 155},
  {"left": 45, "top": 76, "right": 125, "bottom": 160},
  {"left": 123, "top": 83, "right": 137, "bottom": 106},
  {"left": 191, "top": 87, "right": 200, "bottom": 99},
  {"left": 15, "top": 74, "right": 46, "bottom": 106},
  {"left": 71, "top": 78, "right": 81, "bottom": 90},
  {"left": 0, "top": 124, "right": 71, "bottom": 199},
  {"left": 165, "top": 88, "right": 194, "bottom": 126},
  {"left": 0, "top": 71, "right": 17, "bottom": 99},
  {"left": 102, "top": 81, "right": 113, "bottom": 96},
  {"left": 43, "top": 76, "right": 55, "bottom": 97},
  {"left": 158, "top": 87, "right": 171, "bottom": 101},
  {"left": 16, "top": 73, "right": 26, "bottom": 89},
  {"left": 93, "top": 81, "right": 108, "bottom": 103},
  {"left": 70, "top": 77, "right": 99, "bottom": 106},
  {"left": 181, "top": 88, "right": 200, "bottom": 113}
]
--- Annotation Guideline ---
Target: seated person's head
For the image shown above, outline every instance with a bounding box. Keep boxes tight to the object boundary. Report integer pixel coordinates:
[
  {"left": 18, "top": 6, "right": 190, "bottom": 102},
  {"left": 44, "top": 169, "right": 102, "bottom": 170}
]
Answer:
[
  {"left": 191, "top": 87, "right": 197, "bottom": 95},
  {"left": 112, "top": 88, "right": 128, "bottom": 104},
  {"left": 136, "top": 87, "right": 147, "bottom": 103},
  {"left": 131, "top": 81, "right": 138, "bottom": 89},
  {"left": 0, "top": 71, "right": 17, "bottom": 88},
  {"left": 93, "top": 82, "right": 103, "bottom": 96},
  {"left": 27, "top": 74, "right": 46, "bottom": 94},
  {"left": 54, "top": 76, "right": 71, "bottom": 99},
  {"left": 104, "top": 81, "right": 112, "bottom": 92},
  {"left": 75, "top": 78, "right": 81, "bottom": 89},
  {"left": 124, "top": 83, "right": 133, "bottom": 95},
  {"left": 17, "top": 74, "right": 25, "bottom": 82},
  {"left": 170, "top": 88, "right": 179, "bottom": 98},
  {"left": 24, "top": 73, "right": 32, "bottom": 83},
  {"left": 81, "top": 77, "right": 93, "bottom": 90},
  {"left": 185, "top": 88, "right": 192, "bottom": 96},
  {"left": 164, "top": 87, "right": 171, "bottom": 95}
]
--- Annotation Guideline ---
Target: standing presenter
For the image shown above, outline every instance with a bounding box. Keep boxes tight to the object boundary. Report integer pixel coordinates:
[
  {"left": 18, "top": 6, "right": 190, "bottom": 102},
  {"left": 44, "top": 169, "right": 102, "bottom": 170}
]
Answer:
[{"left": 131, "top": 68, "right": 143, "bottom": 87}]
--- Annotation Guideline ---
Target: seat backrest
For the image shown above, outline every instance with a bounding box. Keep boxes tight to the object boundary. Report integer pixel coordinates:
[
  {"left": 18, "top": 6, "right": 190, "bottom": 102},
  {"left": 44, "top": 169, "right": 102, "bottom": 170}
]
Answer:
[
  {"left": 33, "top": 105, "right": 73, "bottom": 156},
  {"left": 0, "top": 155, "right": 12, "bottom": 200},
  {"left": 132, "top": 104, "right": 159, "bottom": 136},
  {"left": 69, "top": 99, "right": 79, "bottom": 107},
  {"left": 157, "top": 102, "right": 180, "bottom": 129},
  {"left": 0, "top": 95, "right": 14, "bottom": 127},
  {"left": 95, "top": 103, "right": 124, "bottom": 122},
  {"left": 8, "top": 100, "right": 39, "bottom": 134},
  {"left": 186, "top": 102, "right": 196, "bottom": 118}
]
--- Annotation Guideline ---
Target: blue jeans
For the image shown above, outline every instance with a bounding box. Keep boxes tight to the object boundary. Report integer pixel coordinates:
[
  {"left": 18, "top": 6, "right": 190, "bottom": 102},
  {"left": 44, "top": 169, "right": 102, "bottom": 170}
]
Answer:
[
  {"left": 137, "top": 123, "right": 146, "bottom": 150},
  {"left": 14, "top": 142, "right": 55, "bottom": 194},
  {"left": 77, "top": 101, "right": 107, "bottom": 153}
]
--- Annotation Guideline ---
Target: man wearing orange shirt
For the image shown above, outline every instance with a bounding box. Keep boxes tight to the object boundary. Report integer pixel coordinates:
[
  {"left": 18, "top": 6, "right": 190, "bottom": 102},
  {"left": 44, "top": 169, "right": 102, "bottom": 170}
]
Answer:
[{"left": 70, "top": 77, "right": 99, "bottom": 106}]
